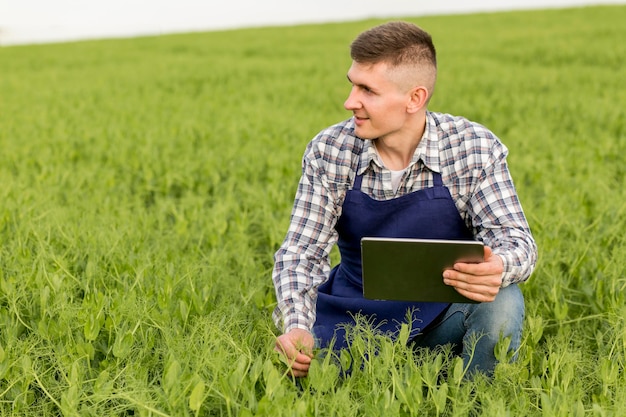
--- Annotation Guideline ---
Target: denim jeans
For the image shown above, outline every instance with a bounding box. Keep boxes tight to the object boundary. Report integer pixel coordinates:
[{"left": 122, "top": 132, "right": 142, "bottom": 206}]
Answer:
[{"left": 410, "top": 284, "right": 525, "bottom": 377}]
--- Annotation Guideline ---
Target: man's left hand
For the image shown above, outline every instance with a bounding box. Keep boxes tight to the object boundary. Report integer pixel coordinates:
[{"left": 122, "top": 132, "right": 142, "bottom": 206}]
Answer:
[{"left": 443, "top": 245, "right": 503, "bottom": 303}]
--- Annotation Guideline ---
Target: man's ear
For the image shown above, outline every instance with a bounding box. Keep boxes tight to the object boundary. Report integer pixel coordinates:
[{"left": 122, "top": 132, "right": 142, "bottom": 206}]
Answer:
[{"left": 407, "top": 86, "right": 429, "bottom": 113}]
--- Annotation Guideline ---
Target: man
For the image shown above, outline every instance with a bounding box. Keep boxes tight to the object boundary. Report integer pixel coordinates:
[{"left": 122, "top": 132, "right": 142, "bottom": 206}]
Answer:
[{"left": 272, "top": 21, "right": 537, "bottom": 377}]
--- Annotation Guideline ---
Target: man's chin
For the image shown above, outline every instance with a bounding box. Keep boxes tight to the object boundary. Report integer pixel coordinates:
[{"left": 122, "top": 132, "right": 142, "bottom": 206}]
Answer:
[
  {"left": 356, "top": 133, "right": 377, "bottom": 141},
  {"left": 353, "top": 127, "right": 376, "bottom": 140}
]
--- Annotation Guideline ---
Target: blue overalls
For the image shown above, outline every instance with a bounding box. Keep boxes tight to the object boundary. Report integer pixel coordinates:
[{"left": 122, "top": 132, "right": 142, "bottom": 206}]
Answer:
[{"left": 312, "top": 167, "right": 474, "bottom": 349}]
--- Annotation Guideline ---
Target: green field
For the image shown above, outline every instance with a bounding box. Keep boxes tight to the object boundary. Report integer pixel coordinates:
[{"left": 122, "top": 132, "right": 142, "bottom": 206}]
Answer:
[{"left": 1, "top": 5, "right": 625, "bottom": 416}]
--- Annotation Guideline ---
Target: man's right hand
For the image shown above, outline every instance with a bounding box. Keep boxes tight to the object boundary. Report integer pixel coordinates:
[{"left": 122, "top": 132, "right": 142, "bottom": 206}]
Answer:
[{"left": 274, "top": 328, "right": 314, "bottom": 377}]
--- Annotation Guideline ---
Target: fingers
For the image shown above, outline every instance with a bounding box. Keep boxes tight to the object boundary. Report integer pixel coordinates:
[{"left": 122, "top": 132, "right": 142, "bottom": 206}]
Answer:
[
  {"left": 450, "top": 246, "right": 503, "bottom": 277},
  {"left": 484, "top": 245, "right": 493, "bottom": 260},
  {"left": 275, "top": 330, "right": 314, "bottom": 377},
  {"left": 274, "top": 342, "right": 312, "bottom": 368},
  {"left": 444, "top": 276, "right": 500, "bottom": 302},
  {"left": 275, "top": 330, "right": 314, "bottom": 360},
  {"left": 449, "top": 284, "right": 499, "bottom": 302},
  {"left": 275, "top": 345, "right": 311, "bottom": 377},
  {"left": 443, "top": 247, "right": 503, "bottom": 302},
  {"left": 282, "top": 352, "right": 313, "bottom": 378}
]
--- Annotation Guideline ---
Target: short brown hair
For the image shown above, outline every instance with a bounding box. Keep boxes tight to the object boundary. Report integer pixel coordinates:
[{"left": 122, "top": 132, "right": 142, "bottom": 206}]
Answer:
[
  {"left": 350, "top": 21, "right": 437, "bottom": 70},
  {"left": 350, "top": 21, "right": 437, "bottom": 98}
]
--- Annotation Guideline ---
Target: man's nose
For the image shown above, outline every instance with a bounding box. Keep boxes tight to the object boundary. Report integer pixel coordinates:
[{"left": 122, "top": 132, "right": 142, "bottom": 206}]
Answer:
[{"left": 344, "top": 87, "right": 360, "bottom": 111}]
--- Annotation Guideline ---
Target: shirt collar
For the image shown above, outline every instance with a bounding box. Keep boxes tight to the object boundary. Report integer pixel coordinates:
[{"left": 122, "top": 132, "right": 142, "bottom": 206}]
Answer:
[
  {"left": 418, "top": 111, "right": 441, "bottom": 173},
  {"left": 358, "top": 140, "right": 380, "bottom": 175},
  {"left": 357, "top": 111, "right": 441, "bottom": 175}
]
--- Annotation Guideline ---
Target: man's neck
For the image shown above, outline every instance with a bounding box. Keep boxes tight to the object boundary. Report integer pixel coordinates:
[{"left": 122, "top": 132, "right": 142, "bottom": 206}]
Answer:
[{"left": 374, "top": 114, "right": 427, "bottom": 170}]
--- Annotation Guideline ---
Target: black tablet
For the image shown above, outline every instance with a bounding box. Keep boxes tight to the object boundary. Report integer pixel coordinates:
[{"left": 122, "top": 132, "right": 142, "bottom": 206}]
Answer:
[{"left": 361, "top": 237, "right": 484, "bottom": 303}]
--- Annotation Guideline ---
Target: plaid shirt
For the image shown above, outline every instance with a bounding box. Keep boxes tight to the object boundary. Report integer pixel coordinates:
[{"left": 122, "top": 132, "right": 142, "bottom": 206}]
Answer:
[{"left": 273, "top": 111, "right": 538, "bottom": 333}]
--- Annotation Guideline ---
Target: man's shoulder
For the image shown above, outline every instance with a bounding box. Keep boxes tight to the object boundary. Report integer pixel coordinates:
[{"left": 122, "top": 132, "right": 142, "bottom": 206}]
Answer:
[
  {"left": 429, "top": 112, "right": 505, "bottom": 151},
  {"left": 429, "top": 112, "right": 497, "bottom": 142},
  {"left": 427, "top": 112, "right": 508, "bottom": 170}
]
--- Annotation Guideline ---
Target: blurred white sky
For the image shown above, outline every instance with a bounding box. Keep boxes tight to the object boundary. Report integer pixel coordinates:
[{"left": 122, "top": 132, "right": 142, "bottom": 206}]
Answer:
[{"left": 1, "top": 0, "right": 624, "bottom": 45}]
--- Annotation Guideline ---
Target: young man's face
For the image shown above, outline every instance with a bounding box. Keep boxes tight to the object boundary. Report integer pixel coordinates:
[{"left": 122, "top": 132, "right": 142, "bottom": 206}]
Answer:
[{"left": 344, "top": 61, "right": 414, "bottom": 141}]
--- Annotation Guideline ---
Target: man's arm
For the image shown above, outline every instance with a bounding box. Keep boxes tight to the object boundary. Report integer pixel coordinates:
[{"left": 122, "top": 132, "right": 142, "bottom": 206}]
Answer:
[
  {"left": 466, "top": 142, "right": 538, "bottom": 287},
  {"left": 272, "top": 145, "right": 340, "bottom": 334}
]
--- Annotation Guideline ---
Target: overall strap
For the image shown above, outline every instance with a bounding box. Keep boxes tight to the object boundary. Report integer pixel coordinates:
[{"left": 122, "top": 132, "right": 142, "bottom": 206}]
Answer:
[
  {"left": 352, "top": 154, "right": 364, "bottom": 191},
  {"left": 432, "top": 171, "right": 443, "bottom": 187},
  {"left": 353, "top": 173, "right": 364, "bottom": 191}
]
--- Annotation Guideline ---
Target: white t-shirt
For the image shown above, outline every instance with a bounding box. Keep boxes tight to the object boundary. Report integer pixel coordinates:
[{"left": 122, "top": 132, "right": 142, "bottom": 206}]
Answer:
[{"left": 390, "top": 168, "right": 405, "bottom": 194}]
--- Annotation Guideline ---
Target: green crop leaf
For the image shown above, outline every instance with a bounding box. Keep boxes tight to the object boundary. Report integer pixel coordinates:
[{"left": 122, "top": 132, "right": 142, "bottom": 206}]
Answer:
[
  {"left": 93, "top": 370, "right": 113, "bottom": 397},
  {"left": 112, "top": 330, "right": 134, "bottom": 359},
  {"left": 163, "top": 360, "right": 181, "bottom": 394},
  {"left": 188, "top": 380, "right": 205, "bottom": 412}
]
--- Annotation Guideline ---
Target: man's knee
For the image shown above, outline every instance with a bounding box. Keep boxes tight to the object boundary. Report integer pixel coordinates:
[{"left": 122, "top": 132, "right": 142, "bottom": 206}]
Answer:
[{"left": 469, "top": 284, "right": 525, "bottom": 340}]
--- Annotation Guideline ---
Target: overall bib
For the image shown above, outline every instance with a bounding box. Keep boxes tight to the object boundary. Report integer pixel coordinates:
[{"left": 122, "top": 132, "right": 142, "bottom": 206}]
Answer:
[{"left": 313, "top": 169, "right": 474, "bottom": 349}]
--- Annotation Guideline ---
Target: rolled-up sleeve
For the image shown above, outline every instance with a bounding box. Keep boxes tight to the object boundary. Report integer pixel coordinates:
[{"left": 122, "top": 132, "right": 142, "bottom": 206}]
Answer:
[
  {"left": 468, "top": 142, "right": 538, "bottom": 286},
  {"left": 272, "top": 146, "right": 340, "bottom": 333}
]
